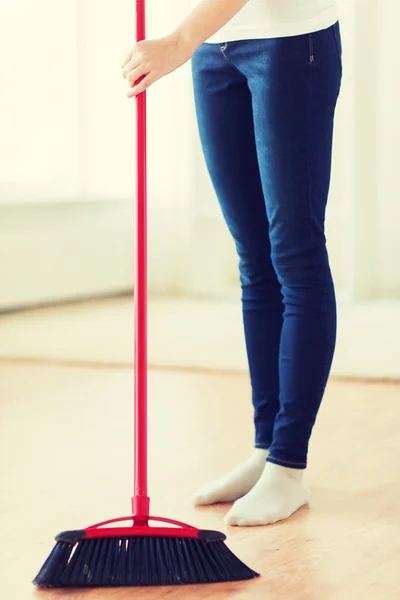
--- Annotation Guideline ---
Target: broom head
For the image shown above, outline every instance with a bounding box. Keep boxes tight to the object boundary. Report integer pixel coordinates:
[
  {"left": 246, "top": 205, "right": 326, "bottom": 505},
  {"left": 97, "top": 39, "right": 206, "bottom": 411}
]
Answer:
[{"left": 33, "top": 515, "right": 259, "bottom": 587}]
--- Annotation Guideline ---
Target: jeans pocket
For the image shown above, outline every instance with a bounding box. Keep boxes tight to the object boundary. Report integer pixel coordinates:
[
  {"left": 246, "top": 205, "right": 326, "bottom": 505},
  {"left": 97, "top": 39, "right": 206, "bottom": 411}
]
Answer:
[{"left": 332, "top": 22, "right": 343, "bottom": 71}]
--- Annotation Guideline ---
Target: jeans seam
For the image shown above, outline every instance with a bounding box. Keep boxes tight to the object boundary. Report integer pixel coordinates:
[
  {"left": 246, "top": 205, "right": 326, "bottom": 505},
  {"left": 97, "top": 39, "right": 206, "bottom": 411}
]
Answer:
[{"left": 306, "top": 49, "right": 322, "bottom": 283}]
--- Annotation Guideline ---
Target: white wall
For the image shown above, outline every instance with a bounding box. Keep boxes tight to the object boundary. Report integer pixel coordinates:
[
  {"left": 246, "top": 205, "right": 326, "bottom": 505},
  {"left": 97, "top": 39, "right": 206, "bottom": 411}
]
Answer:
[
  {"left": 0, "top": 1, "right": 137, "bottom": 308},
  {"left": 376, "top": 0, "right": 400, "bottom": 297},
  {"left": 0, "top": 0, "right": 136, "bottom": 203}
]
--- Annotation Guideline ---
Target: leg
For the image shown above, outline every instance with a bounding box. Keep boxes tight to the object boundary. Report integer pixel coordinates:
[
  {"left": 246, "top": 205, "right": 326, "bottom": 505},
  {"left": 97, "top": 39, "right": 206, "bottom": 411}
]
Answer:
[
  {"left": 225, "top": 24, "right": 342, "bottom": 525},
  {"left": 191, "top": 42, "right": 283, "bottom": 504}
]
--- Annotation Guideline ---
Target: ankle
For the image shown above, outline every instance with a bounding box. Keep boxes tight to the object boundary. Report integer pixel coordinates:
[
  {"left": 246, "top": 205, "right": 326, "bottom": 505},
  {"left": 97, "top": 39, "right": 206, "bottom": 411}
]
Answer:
[
  {"left": 278, "top": 464, "right": 305, "bottom": 480},
  {"left": 252, "top": 448, "right": 269, "bottom": 460}
]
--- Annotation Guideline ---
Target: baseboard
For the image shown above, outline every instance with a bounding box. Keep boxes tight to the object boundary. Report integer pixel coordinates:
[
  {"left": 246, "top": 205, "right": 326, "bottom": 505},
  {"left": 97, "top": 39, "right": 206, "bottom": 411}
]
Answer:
[{"left": 0, "top": 200, "right": 134, "bottom": 311}]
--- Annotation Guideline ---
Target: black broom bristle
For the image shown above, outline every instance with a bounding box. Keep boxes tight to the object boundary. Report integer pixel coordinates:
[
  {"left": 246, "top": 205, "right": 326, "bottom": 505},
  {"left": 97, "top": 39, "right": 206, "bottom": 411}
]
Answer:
[{"left": 33, "top": 533, "right": 259, "bottom": 588}]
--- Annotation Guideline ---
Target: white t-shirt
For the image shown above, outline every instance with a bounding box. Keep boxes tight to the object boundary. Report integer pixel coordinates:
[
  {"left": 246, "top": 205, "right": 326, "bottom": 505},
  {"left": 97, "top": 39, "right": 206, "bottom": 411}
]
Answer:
[{"left": 190, "top": 0, "right": 338, "bottom": 43}]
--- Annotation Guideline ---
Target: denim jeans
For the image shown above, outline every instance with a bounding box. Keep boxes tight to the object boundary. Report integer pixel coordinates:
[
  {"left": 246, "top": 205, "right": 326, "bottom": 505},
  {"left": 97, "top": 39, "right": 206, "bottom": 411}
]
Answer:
[{"left": 192, "top": 24, "right": 342, "bottom": 469}]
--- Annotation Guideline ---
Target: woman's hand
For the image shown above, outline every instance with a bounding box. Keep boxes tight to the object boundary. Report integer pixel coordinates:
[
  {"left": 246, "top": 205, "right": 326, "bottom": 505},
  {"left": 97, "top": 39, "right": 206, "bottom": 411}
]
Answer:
[
  {"left": 122, "top": 1, "right": 249, "bottom": 97},
  {"left": 121, "top": 33, "right": 194, "bottom": 97}
]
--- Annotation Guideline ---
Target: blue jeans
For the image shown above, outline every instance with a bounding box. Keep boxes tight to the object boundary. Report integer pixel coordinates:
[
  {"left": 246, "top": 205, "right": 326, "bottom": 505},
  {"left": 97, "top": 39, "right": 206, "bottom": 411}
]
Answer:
[{"left": 192, "top": 24, "right": 342, "bottom": 469}]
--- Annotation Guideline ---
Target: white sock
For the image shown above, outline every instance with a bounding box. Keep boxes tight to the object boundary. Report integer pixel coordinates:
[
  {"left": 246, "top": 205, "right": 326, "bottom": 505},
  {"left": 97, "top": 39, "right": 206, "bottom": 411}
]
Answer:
[
  {"left": 193, "top": 449, "right": 269, "bottom": 506},
  {"left": 224, "top": 462, "right": 309, "bottom": 526}
]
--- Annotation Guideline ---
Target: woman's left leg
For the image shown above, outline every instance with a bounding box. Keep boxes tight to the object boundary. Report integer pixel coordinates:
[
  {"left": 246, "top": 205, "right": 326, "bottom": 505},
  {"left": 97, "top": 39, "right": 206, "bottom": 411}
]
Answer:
[{"left": 224, "top": 24, "right": 342, "bottom": 525}]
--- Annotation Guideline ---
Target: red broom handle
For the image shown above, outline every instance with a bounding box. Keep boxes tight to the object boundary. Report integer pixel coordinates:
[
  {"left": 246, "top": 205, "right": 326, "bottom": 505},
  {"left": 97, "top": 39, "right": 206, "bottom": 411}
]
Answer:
[{"left": 132, "top": 0, "right": 150, "bottom": 524}]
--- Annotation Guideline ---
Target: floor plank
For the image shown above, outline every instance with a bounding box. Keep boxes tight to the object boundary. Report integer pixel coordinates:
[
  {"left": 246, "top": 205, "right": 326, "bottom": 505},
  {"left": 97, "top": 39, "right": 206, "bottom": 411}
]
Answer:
[{"left": 0, "top": 363, "right": 399, "bottom": 599}]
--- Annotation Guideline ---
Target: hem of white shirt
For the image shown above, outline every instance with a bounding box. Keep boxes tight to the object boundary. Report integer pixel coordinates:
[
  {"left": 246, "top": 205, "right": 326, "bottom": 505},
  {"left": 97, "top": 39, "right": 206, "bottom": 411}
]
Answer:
[{"left": 204, "top": 6, "right": 338, "bottom": 44}]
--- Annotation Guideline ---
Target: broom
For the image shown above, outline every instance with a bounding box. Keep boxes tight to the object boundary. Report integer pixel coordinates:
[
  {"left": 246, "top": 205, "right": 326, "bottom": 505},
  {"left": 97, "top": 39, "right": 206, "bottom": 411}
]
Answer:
[{"left": 33, "top": 0, "right": 259, "bottom": 588}]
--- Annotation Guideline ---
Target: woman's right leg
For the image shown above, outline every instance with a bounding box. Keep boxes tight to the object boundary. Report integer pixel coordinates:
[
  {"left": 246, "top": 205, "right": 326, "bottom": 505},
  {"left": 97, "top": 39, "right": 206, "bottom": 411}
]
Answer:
[{"left": 191, "top": 42, "right": 283, "bottom": 505}]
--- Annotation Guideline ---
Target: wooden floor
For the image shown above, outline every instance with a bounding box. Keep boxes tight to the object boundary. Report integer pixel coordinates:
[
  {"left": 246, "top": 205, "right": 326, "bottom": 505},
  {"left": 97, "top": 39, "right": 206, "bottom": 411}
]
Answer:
[{"left": 0, "top": 362, "right": 399, "bottom": 599}]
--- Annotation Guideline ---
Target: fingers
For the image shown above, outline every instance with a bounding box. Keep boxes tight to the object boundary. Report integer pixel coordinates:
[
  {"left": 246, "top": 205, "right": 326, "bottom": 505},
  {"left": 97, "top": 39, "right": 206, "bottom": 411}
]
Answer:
[
  {"left": 121, "top": 49, "right": 133, "bottom": 69},
  {"left": 121, "top": 42, "right": 154, "bottom": 97},
  {"left": 125, "top": 66, "right": 146, "bottom": 86},
  {"left": 122, "top": 55, "right": 140, "bottom": 78},
  {"left": 121, "top": 40, "right": 144, "bottom": 72},
  {"left": 126, "top": 75, "right": 154, "bottom": 98}
]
